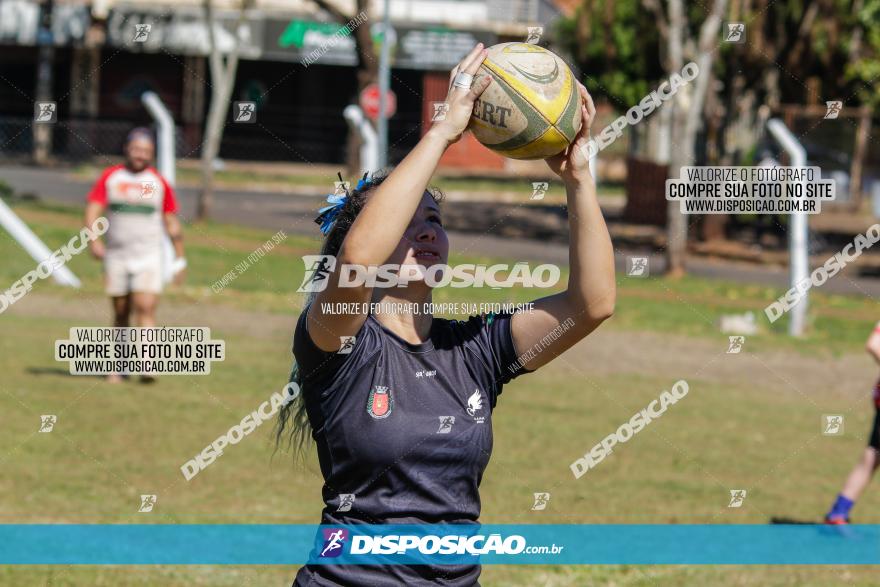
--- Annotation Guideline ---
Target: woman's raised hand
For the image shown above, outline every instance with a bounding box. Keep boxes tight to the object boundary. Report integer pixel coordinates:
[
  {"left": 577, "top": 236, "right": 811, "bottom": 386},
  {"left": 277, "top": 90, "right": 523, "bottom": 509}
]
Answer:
[
  {"left": 545, "top": 82, "right": 596, "bottom": 185},
  {"left": 429, "top": 44, "right": 492, "bottom": 145}
]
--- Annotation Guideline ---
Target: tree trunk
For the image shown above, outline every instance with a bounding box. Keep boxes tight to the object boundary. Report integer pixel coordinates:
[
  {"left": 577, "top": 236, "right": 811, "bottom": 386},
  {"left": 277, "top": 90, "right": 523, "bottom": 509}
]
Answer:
[
  {"left": 664, "top": 0, "right": 727, "bottom": 276},
  {"left": 33, "top": 44, "right": 55, "bottom": 165},
  {"left": 197, "top": 74, "right": 237, "bottom": 220},
  {"left": 311, "top": 0, "right": 377, "bottom": 175},
  {"left": 196, "top": 0, "right": 244, "bottom": 221},
  {"left": 663, "top": 0, "right": 686, "bottom": 277}
]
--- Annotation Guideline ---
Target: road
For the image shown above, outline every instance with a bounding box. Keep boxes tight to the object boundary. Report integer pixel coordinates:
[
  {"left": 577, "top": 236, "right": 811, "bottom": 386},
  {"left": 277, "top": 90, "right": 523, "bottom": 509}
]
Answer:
[{"left": 2, "top": 163, "right": 880, "bottom": 298}]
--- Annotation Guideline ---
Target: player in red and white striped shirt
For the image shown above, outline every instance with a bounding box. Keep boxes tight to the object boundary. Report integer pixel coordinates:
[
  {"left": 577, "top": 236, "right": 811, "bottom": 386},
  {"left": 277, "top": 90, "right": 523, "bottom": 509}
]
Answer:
[{"left": 84, "top": 128, "right": 186, "bottom": 382}]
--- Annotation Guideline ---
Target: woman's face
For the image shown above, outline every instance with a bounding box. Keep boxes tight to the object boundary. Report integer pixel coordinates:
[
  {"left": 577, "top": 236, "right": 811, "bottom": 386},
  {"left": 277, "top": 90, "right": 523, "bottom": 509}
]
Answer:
[{"left": 388, "top": 191, "right": 449, "bottom": 280}]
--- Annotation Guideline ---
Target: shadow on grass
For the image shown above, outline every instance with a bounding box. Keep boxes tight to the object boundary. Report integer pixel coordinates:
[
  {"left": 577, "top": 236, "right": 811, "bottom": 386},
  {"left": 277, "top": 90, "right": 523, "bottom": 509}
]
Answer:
[
  {"left": 26, "top": 366, "right": 102, "bottom": 379},
  {"left": 770, "top": 516, "right": 820, "bottom": 525}
]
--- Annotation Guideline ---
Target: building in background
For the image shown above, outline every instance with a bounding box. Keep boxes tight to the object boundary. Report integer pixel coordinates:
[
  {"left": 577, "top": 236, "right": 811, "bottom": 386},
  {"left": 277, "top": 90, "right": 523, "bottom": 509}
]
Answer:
[{"left": 0, "top": 0, "right": 569, "bottom": 172}]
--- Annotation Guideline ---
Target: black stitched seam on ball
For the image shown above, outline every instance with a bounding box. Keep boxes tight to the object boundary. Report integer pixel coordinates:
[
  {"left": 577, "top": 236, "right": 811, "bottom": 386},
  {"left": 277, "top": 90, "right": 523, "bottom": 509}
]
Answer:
[{"left": 480, "top": 59, "right": 553, "bottom": 151}]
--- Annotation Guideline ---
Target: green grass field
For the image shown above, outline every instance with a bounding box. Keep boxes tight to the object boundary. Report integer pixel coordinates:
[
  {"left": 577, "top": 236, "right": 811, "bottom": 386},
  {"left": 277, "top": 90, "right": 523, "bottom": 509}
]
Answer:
[
  {"left": 71, "top": 163, "right": 626, "bottom": 204},
  {"left": 1, "top": 201, "right": 879, "bottom": 586}
]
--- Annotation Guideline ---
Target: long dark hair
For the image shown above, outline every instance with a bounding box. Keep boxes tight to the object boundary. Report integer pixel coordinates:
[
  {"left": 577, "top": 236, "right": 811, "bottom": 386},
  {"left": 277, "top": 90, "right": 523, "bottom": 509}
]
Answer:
[{"left": 274, "top": 171, "right": 444, "bottom": 458}]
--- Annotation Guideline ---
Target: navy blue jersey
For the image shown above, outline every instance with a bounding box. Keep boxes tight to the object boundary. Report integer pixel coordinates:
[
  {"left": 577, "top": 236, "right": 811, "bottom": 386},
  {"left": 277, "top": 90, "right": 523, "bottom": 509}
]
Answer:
[{"left": 292, "top": 308, "right": 530, "bottom": 586}]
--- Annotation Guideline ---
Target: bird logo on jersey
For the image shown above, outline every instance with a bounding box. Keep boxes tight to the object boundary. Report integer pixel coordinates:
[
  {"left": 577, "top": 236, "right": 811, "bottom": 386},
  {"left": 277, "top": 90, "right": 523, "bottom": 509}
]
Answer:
[{"left": 467, "top": 389, "right": 485, "bottom": 423}]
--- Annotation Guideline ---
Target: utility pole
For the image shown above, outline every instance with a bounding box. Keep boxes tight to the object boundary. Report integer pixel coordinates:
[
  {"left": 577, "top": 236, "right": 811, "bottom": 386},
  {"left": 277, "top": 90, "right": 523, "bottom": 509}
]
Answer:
[
  {"left": 33, "top": 0, "right": 56, "bottom": 164},
  {"left": 376, "top": 0, "right": 391, "bottom": 169}
]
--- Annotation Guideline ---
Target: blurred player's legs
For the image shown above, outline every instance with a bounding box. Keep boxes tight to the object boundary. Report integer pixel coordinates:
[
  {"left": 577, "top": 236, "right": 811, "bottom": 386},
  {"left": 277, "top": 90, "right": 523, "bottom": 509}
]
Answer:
[
  {"left": 825, "top": 326, "right": 880, "bottom": 524},
  {"left": 132, "top": 292, "right": 159, "bottom": 329},
  {"left": 825, "top": 403, "right": 880, "bottom": 524},
  {"left": 104, "top": 254, "right": 163, "bottom": 383},
  {"left": 132, "top": 292, "right": 159, "bottom": 383},
  {"left": 107, "top": 295, "right": 130, "bottom": 383}
]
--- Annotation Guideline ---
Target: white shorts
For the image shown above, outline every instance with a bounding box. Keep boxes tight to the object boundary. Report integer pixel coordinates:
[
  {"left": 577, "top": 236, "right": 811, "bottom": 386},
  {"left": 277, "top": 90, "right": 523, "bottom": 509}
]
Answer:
[{"left": 104, "top": 253, "right": 163, "bottom": 296}]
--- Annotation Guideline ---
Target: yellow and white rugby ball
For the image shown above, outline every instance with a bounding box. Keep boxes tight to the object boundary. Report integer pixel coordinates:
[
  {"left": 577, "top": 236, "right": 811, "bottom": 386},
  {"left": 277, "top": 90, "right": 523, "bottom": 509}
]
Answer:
[{"left": 470, "top": 43, "right": 582, "bottom": 160}]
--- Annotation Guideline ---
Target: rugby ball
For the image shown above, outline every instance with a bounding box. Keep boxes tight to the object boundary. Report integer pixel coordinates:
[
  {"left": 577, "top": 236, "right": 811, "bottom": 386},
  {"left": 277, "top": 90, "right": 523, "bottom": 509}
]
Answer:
[{"left": 470, "top": 43, "right": 582, "bottom": 160}]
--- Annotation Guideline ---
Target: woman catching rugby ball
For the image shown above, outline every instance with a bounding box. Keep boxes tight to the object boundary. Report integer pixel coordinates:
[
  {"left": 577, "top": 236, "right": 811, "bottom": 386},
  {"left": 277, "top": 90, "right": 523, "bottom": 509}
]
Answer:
[{"left": 279, "top": 43, "right": 616, "bottom": 586}]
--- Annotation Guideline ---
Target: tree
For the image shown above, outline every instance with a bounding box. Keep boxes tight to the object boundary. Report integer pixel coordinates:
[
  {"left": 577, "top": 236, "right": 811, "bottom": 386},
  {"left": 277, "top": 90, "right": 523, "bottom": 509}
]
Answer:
[
  {"left": 309, "top": 0, "right": 377, "bottom": 175},
  {"left": 559, "top": 0, "right": 726, "bottom": 276},
  {"left": 197, "top": 0, "right": 252, "bottom": 221},
  {"left": 560, "top": 0, "right": 880, "bottom": 268},
  {"left": 647, "top": 0, "right": 727, "bottom": 276}
]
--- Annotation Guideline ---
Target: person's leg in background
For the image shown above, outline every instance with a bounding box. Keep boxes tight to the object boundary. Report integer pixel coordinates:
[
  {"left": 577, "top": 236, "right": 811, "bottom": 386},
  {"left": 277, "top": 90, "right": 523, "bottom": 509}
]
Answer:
[
  {"left": 112, "top": 295, "right": 131, "bottom": 328},
  {"left": 132, "top": 292, "right": 158, "bottom": 329},
  {"left": 826, "top": 413, "right": 880, "bottom": 523},
  {"left": 104, "top": 251, "right": 132, "bottom": 383},
  {"left": 107, "top": 294, "right": 131, "bottom": 383},
  {"left": 132, "top": 291, "right": 159, "bottom": 383}
]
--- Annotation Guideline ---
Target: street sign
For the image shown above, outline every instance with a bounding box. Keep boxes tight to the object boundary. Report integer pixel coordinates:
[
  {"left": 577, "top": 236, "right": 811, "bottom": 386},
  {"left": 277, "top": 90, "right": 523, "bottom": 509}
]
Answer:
[{"left": 360, "top": 83, "right": 397, "bottom": 121}]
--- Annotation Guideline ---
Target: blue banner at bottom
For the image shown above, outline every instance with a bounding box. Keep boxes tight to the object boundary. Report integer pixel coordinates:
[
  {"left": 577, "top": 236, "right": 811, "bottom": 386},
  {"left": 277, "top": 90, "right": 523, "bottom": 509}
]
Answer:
[{"left": 1, "top": 524, "right": 878, "bottom": 565}]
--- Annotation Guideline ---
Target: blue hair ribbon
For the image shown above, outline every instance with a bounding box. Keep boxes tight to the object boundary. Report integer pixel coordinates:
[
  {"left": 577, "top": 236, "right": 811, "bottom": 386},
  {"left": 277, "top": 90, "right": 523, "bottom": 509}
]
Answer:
[{"left": 314, "top": 172, "right": 372, "bottom": 235}]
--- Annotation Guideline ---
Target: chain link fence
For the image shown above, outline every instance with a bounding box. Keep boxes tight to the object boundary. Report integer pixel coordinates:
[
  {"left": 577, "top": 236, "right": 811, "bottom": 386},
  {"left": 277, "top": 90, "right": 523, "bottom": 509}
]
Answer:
[{"left": 0, "top": 108, "right": 422, "bottom": 165}]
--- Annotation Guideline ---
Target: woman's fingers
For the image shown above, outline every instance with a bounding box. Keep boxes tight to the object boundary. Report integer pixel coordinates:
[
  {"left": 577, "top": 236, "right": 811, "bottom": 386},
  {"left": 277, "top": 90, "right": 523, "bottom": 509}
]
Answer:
[
  {"left": 467, "top": 74, "right": 492, "bottom": 101},
  {"left": 449, "top": 46, "right": 488, "bottom": 95},
  {"left": 462, "top": 48, "right": 488, "bottom": 76},
  {"left": 584, "top": 87, "right": 596, "bottom": 121},
  {"left": 457, "top": 43, "right": 485, "bottom": 75},
  {"left": 448, "top": 64, "right": 460, "bottom": 89},
  {"left": 576, "top": 82, "right": 596, "bottom": 124},
  {"left": 448, "top": 43, "right": 482, "bottom": 89}
]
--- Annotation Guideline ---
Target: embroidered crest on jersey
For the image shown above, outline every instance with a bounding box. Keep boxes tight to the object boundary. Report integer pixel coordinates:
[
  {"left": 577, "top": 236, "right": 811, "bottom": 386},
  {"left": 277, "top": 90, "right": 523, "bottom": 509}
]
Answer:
[
  {"left": 367, "top": 385, "right": 393, "bottom": 419},
  {"left": 467, "top": 389, "right": 485, "bottom": 423}
]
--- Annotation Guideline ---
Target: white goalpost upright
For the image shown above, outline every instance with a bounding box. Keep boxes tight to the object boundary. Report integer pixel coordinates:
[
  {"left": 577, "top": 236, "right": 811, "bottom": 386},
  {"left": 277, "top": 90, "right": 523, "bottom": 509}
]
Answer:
[
  {"left": 343, "top": 105, "right": 380, "bottom": 176},
  {"left": 767, "top": 118, "right": 809, "bottom": 337},
  {"left": 141, "top": 91, "right": 177, "bottom": 284},
  {"left": 0, "top": 198, "right": 82, "bottom": 287}
]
